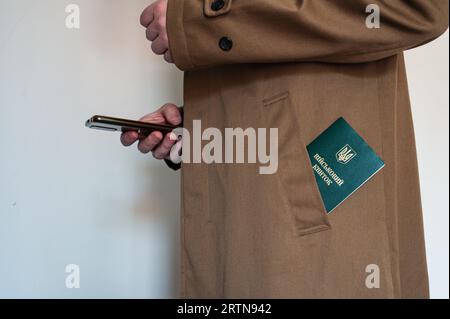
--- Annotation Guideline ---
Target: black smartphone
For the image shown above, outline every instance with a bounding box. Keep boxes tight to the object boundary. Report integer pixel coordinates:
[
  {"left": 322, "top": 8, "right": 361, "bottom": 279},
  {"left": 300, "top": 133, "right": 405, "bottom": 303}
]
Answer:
[{"left": 85, "top": 115, "right": 178, "bottom": 138}]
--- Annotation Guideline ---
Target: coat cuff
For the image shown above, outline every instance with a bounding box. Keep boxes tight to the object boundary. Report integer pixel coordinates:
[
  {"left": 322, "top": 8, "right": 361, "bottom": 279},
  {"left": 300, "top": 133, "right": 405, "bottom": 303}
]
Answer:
[
  {"left": 167, "top": 0, "right": 195, "bottom": 71},
  {"left": 167, "top": 0, "right": 234, "bottom": 71},
  {"left": 164, "top": 159, "right": 182, "bottom": 171}
]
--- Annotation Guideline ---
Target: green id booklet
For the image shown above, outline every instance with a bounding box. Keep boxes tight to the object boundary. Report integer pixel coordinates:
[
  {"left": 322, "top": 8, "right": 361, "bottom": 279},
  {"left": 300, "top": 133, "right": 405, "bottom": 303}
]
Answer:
[{"left": 306, "top": 117, "right": 385, "bottom": 214}]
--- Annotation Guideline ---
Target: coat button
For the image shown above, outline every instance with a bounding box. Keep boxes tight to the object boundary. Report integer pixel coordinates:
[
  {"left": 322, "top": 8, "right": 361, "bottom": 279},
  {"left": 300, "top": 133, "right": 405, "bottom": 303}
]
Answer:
[
  {"left": 219, "top": 37, "right": 233, "bottom": 51},
  {"left": 211, "top": 0, "right": 225, "bottom": 11}
]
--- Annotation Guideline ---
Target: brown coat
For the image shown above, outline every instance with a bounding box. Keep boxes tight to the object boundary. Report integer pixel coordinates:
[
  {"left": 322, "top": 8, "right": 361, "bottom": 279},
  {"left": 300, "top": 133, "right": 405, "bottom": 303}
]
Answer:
[{"left": 166, "top": 0, "right": 449, "bottom": 298}]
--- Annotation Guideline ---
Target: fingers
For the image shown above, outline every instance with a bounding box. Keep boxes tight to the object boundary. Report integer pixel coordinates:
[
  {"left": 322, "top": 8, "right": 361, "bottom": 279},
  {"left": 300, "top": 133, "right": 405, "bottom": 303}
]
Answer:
[
  {"left": 138, "top": 104, "right": 181, "bottom": 125},
  {"left": 121, "top": 131, "right": 139, "bottom": 147},
  {"left": 145, "top": 13, "right": 165, "bottom": 41},
  {"left": 139, "top": 111, "right": 166, "bottom": 124},
  {"left": 148, "top": 17, "right": 167, "bottom": 54},
  {"left": 137, "top": 131, "right": 163, "bottom": 154},
  {"left": 121, "top": 100, "right": 182, "bottom": 160},
  {"left": 122, "top": 128, "right": 177, "bottom": 159},
  {"left": 160, "top": 103, "right": 182, "bottom": 126},
  {"left": 152, "top": 133, "right": 177, "bottom": 160},
  {"left": 140, "top": 0, "right": 172, "bottom": 63},
  {"left": 164, "top": 50, "right": 173, "bottom": 63},
  {"left": 140, "top": 4, "right": 155, "bottom": 27},
  {"left": 146, "top": 27, "right": 158, "bottom": 42},
  {"left": 151, "top": 35, "right": 168, "bottom": 55}
]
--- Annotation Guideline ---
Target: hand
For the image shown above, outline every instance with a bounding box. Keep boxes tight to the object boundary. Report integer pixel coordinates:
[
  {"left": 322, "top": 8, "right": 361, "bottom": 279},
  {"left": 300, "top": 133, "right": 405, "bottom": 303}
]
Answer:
[
  {"left": 140, "top": 0, "right": 173, "bottom": 63},
  {"left": 120, "top": 104, "right": 182, "bottom": 160}
]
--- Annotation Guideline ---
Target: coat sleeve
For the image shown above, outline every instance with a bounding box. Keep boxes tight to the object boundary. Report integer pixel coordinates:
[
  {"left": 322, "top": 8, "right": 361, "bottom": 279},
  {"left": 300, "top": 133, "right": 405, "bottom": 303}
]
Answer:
[
  {"left": 164, "top": 159, "right": 181, "bottom": 171},
  {"left": 167, "top": 0, "right": 449, "bottom": 71}
]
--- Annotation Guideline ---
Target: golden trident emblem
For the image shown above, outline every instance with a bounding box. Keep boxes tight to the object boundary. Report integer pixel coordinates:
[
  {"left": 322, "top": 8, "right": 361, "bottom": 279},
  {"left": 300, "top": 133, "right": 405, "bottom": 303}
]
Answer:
[{"left": 336, "top": 145, "right": 357, "bottom": 164}]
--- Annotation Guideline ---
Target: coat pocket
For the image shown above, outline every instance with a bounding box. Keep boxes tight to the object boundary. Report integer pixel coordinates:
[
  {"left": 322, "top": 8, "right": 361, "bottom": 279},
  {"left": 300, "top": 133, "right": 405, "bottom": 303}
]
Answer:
[{"left": 262, "top": 92, "right": 331, "bottom": 237}]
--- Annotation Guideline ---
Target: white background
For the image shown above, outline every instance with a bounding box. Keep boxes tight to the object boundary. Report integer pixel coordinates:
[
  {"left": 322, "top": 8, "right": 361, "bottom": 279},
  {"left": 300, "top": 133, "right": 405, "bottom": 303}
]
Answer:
[{"left": 0, "top": 0, "right": 448, "bottom": 298}]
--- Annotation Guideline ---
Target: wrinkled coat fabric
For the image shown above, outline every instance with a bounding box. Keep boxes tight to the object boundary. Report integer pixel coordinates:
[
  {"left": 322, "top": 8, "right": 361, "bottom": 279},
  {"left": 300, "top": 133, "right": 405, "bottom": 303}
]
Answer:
[{"left": 166, "top": 0, "right": 449, "bottom": 299}]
